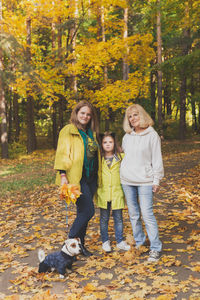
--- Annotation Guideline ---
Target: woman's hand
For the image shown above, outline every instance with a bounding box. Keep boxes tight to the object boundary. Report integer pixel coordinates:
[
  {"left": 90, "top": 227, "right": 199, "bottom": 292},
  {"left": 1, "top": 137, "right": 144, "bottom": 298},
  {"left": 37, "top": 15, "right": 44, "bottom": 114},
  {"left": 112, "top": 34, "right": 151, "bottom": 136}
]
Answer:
[
  {"left": 152, "top": 185, "right": 160, "bottom": 193},
  {"left": 60, "top": 174, "right": 68, "bottom": 186}
]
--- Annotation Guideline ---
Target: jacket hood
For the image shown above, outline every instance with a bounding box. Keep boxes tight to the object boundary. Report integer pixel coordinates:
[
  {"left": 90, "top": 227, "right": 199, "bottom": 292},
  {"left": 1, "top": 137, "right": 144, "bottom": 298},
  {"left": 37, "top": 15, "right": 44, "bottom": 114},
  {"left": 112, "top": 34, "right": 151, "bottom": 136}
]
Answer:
[{"left": 130, "top": 126, "right": 154, "bottom": 136}]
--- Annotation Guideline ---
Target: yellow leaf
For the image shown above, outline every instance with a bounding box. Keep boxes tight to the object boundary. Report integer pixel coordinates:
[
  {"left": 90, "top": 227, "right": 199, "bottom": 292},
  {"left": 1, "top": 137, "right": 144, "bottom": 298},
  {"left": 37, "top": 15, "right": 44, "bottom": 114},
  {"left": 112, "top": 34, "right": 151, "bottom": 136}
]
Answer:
[
  {"left": 84, "top": 283, "right": 96, "bottom": 292},
  {"left": 99, "top": 272, "right": 113, "bottom": 280}
]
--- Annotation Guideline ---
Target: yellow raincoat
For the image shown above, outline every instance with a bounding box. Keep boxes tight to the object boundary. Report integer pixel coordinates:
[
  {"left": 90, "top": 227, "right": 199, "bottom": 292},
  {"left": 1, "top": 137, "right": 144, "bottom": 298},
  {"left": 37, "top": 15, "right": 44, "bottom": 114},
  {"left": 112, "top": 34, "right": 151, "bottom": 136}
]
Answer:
[
  {"left": 97, "top": 154, "right": 125, "bottom": 210},
  {"left": 54, "top": 124, "right": 100, "bottom": 188}
]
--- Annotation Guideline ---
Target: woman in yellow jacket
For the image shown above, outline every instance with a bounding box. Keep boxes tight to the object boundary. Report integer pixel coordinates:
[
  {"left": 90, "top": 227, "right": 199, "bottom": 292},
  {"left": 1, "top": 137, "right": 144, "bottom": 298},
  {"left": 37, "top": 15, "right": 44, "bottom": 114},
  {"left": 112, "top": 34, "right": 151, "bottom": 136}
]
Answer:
[
  {"left": 54, "top": 101, "right": 99, "bottom": 257},
  {"left": 97, "top": 132, "right": 130, "bottom": 253}
]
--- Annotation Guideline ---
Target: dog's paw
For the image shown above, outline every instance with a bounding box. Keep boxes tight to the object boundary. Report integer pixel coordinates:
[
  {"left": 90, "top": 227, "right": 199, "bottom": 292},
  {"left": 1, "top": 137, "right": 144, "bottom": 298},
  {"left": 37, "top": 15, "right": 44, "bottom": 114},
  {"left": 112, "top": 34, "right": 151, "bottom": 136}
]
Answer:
[{"left": 59, "top": 274, "right": 65, "bottom": 279}]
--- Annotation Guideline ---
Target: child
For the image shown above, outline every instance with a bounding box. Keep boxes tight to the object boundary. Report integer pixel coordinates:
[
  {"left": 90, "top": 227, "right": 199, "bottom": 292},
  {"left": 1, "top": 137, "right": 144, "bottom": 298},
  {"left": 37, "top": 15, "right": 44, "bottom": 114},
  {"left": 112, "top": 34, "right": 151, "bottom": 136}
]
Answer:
[{"left": 97, "top": 132, "right": 130, "bottom": 252}]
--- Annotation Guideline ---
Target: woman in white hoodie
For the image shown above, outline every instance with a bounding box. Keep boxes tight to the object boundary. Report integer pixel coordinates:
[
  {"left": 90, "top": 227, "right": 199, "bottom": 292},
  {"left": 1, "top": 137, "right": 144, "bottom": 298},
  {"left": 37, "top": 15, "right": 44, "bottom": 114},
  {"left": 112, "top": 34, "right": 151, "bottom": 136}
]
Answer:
[{"left": 120, "top": 104, "right": 164, "bottom": 262}]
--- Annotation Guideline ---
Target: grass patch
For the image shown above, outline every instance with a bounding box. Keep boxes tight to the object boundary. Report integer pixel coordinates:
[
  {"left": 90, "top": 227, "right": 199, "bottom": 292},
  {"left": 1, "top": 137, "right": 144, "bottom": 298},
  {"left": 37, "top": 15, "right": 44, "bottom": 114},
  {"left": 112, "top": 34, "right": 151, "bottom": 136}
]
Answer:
[
  {"left": 0, "top": 173, "right": 55, "bottom": 194},
  {"left": 0, "top": 161, "right": 53, "bottom": 176},
  {"left": 0, "top": 150, "right": 56, "bottom": 197}
]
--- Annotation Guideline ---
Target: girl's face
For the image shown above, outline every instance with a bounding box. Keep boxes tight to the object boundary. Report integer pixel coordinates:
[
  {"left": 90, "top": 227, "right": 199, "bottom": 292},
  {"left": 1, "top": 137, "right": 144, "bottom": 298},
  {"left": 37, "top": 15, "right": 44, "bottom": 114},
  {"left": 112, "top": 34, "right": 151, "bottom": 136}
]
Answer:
[
  {"left": 77, "top": 106, "right": 92, "bottom": 129},
  {"left": 128, "top": 109, "right": 140, "bottom": 129},
  {"left": 102, "top": 136, "right": 115, "bottom": 154}
]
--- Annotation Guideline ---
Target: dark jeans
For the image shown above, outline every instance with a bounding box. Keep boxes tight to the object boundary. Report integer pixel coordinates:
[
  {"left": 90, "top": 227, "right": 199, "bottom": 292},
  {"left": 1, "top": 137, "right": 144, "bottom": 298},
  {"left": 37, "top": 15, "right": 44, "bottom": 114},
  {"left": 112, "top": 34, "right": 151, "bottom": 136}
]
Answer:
[{"left": 68, "top": 175, "right": 97, "bottom": 245}]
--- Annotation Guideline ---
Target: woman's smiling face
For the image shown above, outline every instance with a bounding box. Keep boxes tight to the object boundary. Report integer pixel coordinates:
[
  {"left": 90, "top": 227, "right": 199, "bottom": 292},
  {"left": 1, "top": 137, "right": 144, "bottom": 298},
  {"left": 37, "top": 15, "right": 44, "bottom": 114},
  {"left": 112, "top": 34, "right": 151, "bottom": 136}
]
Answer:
[
  {"left": 128, "top": 109, "right": 140, "bottom": 130},
  {"left": 77, "top": 106, "right": 92, "bottom": 129}
]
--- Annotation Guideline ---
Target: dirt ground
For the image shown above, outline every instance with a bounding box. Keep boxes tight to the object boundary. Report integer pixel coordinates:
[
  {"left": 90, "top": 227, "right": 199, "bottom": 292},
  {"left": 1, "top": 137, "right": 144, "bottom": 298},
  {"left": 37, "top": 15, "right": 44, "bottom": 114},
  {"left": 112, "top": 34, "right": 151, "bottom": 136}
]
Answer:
[{"left": 0, "top": 144, "right": 200, "bottom": 300}]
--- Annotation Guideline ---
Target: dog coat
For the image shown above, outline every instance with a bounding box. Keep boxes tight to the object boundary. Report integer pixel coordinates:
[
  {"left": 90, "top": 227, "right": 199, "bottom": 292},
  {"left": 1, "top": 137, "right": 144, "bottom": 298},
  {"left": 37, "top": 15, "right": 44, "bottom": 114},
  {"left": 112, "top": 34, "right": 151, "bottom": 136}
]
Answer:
[{"left": 38, "top": 251, "right": 73, "bottom": 275}]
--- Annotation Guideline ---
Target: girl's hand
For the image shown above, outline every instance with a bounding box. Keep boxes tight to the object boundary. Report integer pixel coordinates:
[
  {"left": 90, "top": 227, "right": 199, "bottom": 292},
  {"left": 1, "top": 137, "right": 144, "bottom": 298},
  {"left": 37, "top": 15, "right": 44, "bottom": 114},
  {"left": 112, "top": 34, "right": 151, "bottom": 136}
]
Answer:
[
  {"left": 60, "top": 174, "right": 68, "bottom": 186},
  {"left": 152, "top": 185, "right": 160, "bottom": 193}
]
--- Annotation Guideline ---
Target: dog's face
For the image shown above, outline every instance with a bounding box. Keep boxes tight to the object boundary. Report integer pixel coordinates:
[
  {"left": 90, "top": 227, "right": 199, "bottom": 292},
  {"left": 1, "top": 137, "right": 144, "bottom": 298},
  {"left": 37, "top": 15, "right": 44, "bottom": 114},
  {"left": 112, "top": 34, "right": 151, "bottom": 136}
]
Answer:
[{"left": 61, "top": 238, "right": 81, "bottom": 256}]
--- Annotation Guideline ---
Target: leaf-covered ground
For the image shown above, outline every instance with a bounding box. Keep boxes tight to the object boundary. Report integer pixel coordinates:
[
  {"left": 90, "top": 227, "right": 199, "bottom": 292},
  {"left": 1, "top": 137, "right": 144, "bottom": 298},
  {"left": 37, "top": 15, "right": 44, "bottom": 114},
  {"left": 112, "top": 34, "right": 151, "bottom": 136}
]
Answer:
[{"left": 0, "top": 139, "right": 200, "bottom": 300}]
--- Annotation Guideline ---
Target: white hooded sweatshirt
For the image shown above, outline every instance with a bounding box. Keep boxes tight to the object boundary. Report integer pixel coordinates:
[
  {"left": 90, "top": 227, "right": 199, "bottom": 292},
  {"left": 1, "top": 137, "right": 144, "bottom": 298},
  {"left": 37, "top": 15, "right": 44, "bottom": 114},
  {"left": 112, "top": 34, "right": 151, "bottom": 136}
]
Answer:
[{"left": 120, "top": 126, "right": 164, "bottom": 186}]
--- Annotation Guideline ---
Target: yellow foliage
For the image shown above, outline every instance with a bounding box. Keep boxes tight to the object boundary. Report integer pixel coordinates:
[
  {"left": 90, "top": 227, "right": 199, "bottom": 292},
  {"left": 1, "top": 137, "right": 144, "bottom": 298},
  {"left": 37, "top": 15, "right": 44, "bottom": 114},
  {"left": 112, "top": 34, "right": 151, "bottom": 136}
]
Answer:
[
  {"left": 2, "top": 0, "right": 155, "bottom": 110},
  {"left": 60, "top": 183, "right": 81, "bottom": 205}
]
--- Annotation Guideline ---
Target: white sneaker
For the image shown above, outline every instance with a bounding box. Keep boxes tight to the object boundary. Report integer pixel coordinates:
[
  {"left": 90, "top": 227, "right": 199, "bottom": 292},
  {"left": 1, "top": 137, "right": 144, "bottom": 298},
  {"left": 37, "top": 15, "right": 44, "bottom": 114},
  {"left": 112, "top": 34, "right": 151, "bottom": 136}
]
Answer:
[
  {"left": 102, "top": 240, "right": 111, "bottom": 252},
  {"left": 117, "top": 241, "right": 130, "bottom": 251},
  {"left": 147, "top": 250, "right": 161, "bottom": 262}
]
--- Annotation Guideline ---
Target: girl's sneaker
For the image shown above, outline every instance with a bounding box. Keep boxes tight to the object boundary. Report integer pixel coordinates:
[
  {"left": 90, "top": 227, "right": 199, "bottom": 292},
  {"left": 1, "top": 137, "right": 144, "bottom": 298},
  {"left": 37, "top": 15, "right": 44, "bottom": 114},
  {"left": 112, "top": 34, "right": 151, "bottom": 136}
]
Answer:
[
  {"left": 117, "top": 241, "right": 130, "bottom": 251},
  {"left": 102, "top": 240, "right": 111, "bottom": 252},
  {"left": 147, "top": 250, "right": 161, "bottom": 262}
]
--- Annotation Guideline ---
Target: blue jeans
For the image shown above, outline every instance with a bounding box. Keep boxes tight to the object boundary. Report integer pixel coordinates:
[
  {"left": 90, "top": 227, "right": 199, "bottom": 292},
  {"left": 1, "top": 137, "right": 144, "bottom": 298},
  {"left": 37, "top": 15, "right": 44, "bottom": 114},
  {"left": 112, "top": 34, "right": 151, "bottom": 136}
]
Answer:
[
  {"left": 100, "top": 202, "right": 124, "bottom": 244},
  {"left": 122, "top": 185, "right": 162, "bottom": 252},
  {"left": 68, "top": 175, "right": 97, "bottom": 245}
]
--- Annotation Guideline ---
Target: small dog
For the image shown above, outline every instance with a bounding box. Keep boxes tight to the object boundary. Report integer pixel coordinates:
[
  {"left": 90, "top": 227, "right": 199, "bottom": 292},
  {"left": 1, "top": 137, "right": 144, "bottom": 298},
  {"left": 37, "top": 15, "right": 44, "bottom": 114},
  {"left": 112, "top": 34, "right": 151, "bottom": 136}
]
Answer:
[{"left": 38, "top": 238, "right": 81, "bottom": 278}]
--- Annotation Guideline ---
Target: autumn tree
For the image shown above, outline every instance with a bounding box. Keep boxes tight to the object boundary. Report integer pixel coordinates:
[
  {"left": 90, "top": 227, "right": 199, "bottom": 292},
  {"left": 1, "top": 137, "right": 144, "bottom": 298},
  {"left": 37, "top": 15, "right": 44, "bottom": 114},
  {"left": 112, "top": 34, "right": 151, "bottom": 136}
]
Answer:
[{"left": 1, "top": 0, "right": 200, "bottom": 153}]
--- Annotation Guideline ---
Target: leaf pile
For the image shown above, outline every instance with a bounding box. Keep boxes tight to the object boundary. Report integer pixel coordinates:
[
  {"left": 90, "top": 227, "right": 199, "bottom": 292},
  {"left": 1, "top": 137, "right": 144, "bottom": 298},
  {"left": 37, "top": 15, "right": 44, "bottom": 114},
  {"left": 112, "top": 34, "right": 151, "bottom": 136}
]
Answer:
[{"left": 0, "top": 143, "right": 200, "bottom": 299}]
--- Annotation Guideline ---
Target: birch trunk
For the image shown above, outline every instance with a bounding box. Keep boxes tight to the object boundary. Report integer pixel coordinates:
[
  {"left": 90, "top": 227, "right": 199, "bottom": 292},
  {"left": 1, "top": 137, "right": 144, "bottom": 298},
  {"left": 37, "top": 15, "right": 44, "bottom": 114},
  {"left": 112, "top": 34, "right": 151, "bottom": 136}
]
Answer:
[{"left": 0, "top": 0, "right": 9, "bottom": 158}]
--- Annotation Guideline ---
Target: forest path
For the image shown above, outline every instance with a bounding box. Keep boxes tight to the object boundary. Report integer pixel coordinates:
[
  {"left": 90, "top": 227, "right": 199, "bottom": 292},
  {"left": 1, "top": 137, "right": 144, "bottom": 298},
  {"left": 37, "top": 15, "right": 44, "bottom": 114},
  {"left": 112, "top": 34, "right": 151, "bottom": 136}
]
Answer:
[{"left": 0, "top": 140, "right": 200, "bottom": 299}]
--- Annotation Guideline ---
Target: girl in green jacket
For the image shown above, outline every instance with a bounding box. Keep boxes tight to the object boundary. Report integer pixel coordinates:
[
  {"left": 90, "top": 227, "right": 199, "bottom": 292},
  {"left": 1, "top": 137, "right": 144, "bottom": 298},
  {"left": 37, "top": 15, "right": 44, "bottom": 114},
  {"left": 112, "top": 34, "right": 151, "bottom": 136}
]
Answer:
[{"left": 97, "top": 132, "right": 130, "bottom": 253}]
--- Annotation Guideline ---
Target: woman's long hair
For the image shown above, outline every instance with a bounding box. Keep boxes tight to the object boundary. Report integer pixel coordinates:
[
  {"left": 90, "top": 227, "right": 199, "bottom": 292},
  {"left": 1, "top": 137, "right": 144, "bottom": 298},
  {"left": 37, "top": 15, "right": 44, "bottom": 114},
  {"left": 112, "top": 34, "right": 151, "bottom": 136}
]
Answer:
[
  {"left": 70, "top": 100, "right": 99, "bottom": 135},
  {"left": 123, "top": 104, "right": 154, "bottom": 133}
]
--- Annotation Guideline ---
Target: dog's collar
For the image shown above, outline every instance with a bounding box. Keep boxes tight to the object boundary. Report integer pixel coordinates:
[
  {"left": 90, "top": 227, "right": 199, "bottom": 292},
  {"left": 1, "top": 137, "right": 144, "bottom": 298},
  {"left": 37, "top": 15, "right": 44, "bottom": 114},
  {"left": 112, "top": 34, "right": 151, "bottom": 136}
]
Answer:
[{"left": 61, "top": 251, "right": 72, "bottom": 259}]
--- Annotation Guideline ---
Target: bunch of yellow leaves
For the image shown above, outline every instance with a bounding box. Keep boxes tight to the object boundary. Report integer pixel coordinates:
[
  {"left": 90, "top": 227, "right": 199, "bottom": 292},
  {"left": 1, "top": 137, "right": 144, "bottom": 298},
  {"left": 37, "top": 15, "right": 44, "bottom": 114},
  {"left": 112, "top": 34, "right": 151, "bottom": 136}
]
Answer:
[{"left": 60, "top": 183, "right": 81, "bottom": 205}]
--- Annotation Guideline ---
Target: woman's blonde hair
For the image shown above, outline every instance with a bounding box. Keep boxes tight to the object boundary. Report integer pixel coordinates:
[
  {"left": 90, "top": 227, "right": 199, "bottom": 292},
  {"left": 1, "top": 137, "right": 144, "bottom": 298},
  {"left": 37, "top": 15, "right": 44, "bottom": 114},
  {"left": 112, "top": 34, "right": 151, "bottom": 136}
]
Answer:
[
  {"left": 70, "top": 100, "right": 99, "bottom": 134},
  {"left": 123, "top": 104, "right": 154, "bottom": 133}
]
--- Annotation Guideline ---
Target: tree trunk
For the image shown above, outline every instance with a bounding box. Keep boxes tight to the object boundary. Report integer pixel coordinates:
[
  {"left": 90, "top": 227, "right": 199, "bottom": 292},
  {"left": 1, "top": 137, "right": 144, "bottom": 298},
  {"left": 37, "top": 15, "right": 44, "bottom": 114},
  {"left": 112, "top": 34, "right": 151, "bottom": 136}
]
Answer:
[
  {"left": 179, "top": 27, "right": 190, "bottom": 140},
  {"left": 27, "top": 95, "right": 36, "bottom": 153},
  {"left": 190, "top": 75, "right": 197, "bottom": 132},
  {"left": 179, "top": 72, "right": 187, "bottom": 139},
  {"left": 101, "top": 6, "right": 108, "bottom": 86},
  {"left": 8, "top": 89, "right": 12, "bottom": 143},
  {"left": 0, "top": 57, "right": 9, "bottom": 158},
  {"left": 26, "top": 17, "right": 37, "bottom": 153},
  {"left": 179, "top": 0, "right": 192, "bottom": 139},
  {"left": 98, "top": 5, "right": 111, "bottom": 131},
  {"left": 58, "top": 98, "right": 64, "bottom": 131},
  {"left": 70, "top": 0, "right": 78, "bottom": 94},
  {"left": 52, "top": 102, "right": 58, "bottom": 149},
  {"left": 164, "top": 75, "right": 172, "bottom": 116},
  {"left": 191, "top": 98, "right": 197, "bottom": 132},
  {"left": 13, "top": 92, "right": 20, "bottom": 141},
  {"left": 51, "top": 22, "right": 58, "bottom": 148},
  {"left": 0, "top": 1, "right": 9, "bottom": 158},
  {"left": 156, "top": 0, "right": 163, "bottom": 133},
  {"left": 57, "top": 18, "right": 64, "bottom": 128},
  {"left": 123, "top": 7, "right": 129, "bottom": 81},
  {"left": 65, "top": 0, "right": 78, "bottom": 94},
  {"left": 150, "top": 70, "right": 156, "bottom": 121},
  {"left": 96, "top": 5, "right": 102, "bottom": 42}
]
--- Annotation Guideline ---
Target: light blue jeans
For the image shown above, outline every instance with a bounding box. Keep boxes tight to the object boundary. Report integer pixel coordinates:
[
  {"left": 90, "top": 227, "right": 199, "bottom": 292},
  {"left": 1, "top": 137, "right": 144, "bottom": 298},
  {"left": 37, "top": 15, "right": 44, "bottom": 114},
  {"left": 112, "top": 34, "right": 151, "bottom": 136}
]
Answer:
[
  {"left": 100, "top": 202, "right": 124, "bottom": 244},
  {"left": 122, "top": 185, "right": 162, "bottom": 252}
]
